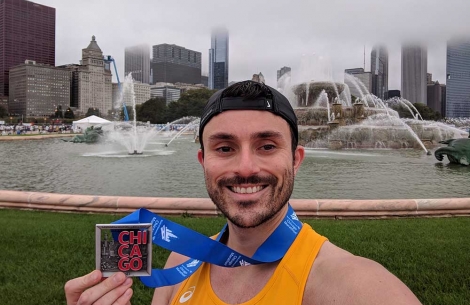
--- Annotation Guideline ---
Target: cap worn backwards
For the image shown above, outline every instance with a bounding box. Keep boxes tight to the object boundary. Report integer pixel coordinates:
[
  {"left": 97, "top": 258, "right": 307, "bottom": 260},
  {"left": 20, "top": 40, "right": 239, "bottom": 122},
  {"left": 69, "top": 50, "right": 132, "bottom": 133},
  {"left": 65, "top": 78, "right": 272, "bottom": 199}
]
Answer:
[{"left": 198, "top": 81, "right": 298, "bottom": 144}]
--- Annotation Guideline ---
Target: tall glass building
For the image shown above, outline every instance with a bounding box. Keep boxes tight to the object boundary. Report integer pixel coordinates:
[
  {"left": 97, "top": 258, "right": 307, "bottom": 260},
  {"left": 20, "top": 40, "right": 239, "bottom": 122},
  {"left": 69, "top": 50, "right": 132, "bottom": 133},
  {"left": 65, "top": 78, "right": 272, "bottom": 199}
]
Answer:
[
  {"left": 401, "top": 44, "right": 427, "bottom": 105},
  {"left": 371, "top": 45, "right": 388, "bottom": 100},
  {"left": 151, "top": 44, "right": 201, "bottom": 85},
  {"left": 446, "top": 39, "right": 470, "bottom": 118},
  {"left": 209, "top": 28, "right": 229, "bottom": 90},
  {"left": 0, "top": 0, "right": 55, "bottom": 96},
  {"left": 125, "top": 44, "right": 150, "bottom": 84}
]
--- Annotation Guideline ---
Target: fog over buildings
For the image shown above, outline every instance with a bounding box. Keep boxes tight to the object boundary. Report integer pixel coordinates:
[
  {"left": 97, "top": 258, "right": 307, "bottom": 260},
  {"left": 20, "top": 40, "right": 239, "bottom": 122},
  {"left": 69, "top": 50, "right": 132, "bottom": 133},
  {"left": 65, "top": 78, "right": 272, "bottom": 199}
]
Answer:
[{"left": 28, "top": 0, "right": 470, "bottom": 90}]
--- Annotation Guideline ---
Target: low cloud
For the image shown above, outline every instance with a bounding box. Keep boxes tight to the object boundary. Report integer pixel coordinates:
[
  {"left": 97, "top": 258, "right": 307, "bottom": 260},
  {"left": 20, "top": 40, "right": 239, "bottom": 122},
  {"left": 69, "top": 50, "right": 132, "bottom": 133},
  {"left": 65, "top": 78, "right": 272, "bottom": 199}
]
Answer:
[{"left": 37, "top": 0, "right": 470, "bottom": 91}]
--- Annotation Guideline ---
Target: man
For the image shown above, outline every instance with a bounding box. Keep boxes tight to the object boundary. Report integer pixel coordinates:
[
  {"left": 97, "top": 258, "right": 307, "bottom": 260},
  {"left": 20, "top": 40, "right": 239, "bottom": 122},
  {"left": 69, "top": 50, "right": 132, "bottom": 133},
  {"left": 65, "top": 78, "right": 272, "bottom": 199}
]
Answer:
[{"left": 65, "top": 81, "right": 422, "bottom": 305}]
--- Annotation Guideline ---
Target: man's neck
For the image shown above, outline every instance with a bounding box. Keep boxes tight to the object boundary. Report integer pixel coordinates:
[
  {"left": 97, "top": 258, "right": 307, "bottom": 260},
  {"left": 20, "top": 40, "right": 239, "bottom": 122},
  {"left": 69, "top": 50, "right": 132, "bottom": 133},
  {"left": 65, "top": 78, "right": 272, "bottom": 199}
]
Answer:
[{"left": 224, "top": 205, "right": 289, "bottom": 257}]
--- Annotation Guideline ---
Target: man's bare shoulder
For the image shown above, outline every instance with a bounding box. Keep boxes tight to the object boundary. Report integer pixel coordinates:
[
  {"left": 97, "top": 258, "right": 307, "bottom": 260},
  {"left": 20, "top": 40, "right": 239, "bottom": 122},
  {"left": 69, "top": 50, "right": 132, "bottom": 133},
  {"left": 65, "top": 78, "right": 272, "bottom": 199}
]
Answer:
[
  {"left": 303, "top": 241, "right": 422, "bottom": 305},
  {"left": 151, "top": 251, "right": 190, "bottom": 305}
]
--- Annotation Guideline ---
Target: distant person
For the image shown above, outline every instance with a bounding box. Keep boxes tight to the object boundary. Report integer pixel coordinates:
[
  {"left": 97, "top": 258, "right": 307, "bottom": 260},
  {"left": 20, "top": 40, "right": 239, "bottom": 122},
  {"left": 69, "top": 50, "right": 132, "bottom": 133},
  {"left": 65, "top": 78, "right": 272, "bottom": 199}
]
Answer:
[{"left": 65, "top": 81, "right": 422, "bottom": 305}]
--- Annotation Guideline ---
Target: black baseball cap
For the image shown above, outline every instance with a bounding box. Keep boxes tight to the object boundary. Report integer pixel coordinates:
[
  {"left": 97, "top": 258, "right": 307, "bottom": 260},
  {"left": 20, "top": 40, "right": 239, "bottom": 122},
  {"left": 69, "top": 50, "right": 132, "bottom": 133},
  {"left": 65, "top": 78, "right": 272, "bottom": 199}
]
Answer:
[{"left": 199, "top": 81, "right": 298, "bottom": 143}]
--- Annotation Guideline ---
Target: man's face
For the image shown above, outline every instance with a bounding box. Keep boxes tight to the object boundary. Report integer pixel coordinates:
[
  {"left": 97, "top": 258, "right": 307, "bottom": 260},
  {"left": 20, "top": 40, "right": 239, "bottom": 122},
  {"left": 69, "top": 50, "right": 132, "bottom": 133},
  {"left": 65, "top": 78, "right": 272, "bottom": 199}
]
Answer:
[{"left": 198, "top": 110, "right": 304, "bottom": 228}]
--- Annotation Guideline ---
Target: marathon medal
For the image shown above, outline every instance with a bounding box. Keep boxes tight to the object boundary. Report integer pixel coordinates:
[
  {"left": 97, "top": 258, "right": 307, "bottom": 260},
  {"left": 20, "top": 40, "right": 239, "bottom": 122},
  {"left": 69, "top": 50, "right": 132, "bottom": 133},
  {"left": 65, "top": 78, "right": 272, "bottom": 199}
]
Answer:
[{"left": 95, "top": 223, "right": 152, "bottom": 277}]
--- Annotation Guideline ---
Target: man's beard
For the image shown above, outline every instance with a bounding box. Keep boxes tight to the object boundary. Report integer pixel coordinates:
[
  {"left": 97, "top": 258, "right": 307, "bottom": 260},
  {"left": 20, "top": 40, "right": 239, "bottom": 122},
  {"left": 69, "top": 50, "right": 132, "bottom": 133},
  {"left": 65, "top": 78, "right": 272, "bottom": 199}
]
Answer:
[{"left": 204, "top": 168, "right": 295, "bottom": 228}]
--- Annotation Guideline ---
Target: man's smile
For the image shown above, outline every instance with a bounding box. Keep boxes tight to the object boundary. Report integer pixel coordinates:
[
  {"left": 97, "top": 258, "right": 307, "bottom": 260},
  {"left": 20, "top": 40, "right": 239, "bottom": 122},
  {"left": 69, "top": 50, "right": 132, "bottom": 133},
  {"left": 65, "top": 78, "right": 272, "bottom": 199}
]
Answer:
[{"left": 228, "top": 185, "right": 267, "bottom": 194}]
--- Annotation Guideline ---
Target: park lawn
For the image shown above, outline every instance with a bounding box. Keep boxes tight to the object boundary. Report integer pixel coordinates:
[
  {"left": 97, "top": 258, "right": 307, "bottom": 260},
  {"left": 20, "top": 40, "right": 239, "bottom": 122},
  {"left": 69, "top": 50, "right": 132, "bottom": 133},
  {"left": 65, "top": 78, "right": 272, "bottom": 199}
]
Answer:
[{"left": 0, "top": 209, "right": 469, "bottom": 305}]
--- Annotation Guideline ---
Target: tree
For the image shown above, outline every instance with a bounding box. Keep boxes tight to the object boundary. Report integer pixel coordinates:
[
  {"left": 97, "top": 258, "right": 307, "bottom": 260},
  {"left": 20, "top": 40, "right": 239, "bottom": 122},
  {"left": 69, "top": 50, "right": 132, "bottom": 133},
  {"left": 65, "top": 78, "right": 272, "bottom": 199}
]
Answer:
[
  {"left": 86, "top": 107, "right": 101, "bottom": 117},
  {"left": 389, "top": 103, "right": 414, "bottom": 119},
  {"left": 165, "top": 88, "right": 217, "bottom": 122},
  {"left": 0, "top": 105, "right": 7, "bottom": 118},
  {"left": 120, "top": 106, "right": 131, "bottom": 121},
  {"left": 54, "top": 105, "right": 64, "bottom": 118},
  {"left": 412, "top": 103, "right": 441, "bottom": 121},
  {"left": 136, "top": 97, "right": 167, "bottom": 124},
  {"left": 64, "top": 107, "right": 75, "bottom": 119},
  {"left": 389, "top": 102, "right": 441, "bottom": 121}
]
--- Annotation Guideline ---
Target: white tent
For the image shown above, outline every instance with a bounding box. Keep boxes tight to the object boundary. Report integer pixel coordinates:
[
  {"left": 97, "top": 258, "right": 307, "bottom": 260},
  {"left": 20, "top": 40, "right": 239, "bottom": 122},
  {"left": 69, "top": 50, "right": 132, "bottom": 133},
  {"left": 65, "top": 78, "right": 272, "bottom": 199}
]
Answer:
[{"left": 72, "top": 115, "right": 114, "bottom": 132}]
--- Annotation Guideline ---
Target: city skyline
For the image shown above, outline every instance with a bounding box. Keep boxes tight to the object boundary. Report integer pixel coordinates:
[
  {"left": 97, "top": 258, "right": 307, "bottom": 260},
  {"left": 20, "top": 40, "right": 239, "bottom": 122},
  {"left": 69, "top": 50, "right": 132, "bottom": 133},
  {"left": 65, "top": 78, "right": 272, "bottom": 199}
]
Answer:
[{"left": 18, "top": 0, "right": 470, "bottom": 92}]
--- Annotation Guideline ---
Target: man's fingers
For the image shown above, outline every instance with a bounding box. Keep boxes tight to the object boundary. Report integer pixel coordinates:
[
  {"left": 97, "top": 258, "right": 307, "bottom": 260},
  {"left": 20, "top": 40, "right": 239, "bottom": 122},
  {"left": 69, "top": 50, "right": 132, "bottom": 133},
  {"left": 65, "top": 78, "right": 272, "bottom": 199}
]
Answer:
[
  {"left": 76, "top": 273, "right": 130, "bottom": 305},
  {"left": 110, "top": 287, "right": 133, "bottom": 305},
  {"left": 65, "top": 270, "right": 102, "bottom": 304}
]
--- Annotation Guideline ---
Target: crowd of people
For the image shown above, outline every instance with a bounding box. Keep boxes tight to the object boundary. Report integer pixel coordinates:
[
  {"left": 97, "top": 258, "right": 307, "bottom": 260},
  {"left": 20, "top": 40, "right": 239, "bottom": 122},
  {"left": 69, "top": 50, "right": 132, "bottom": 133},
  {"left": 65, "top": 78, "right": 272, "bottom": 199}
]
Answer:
[{"left": 0, "top": 123, "right": 74, "bottom": 136}]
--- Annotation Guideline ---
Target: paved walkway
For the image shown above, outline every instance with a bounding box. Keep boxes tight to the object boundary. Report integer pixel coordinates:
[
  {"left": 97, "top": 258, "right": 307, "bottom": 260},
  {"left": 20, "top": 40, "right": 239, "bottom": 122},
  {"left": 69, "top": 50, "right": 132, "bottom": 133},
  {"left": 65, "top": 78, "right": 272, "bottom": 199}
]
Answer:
[{"left": 0, "top": 134, "right": 76, "bottom": 141}]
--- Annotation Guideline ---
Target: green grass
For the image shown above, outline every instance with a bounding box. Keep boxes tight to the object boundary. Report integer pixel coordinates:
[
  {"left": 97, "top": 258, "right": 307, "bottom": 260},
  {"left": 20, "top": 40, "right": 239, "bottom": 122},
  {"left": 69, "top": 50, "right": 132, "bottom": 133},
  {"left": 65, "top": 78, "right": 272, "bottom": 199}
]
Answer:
[{"left": 1, "top": 209, "right": 469, "bottom": 305}]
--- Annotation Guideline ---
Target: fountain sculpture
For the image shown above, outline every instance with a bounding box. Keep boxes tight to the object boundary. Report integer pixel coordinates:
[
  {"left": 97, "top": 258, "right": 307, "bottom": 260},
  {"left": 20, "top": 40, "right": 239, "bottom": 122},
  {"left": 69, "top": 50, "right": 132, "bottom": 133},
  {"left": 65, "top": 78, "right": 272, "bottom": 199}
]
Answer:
[
  {"left": 277, "top": 54, "right": 469, "bottom": 153},
  {"left": 63, "top": 126, "right": 104, "bottom": 143},
  {"left": 435, "top": 136, "right": 470, "bottom": 166}
]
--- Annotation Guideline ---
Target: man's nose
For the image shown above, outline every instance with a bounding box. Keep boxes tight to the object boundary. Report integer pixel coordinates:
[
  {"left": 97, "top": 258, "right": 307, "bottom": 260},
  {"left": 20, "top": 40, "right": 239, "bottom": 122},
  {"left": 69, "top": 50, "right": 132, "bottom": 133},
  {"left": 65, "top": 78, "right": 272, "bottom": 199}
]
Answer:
[{"left": 235, "top": 147, "right": 261, "bottom": 177}]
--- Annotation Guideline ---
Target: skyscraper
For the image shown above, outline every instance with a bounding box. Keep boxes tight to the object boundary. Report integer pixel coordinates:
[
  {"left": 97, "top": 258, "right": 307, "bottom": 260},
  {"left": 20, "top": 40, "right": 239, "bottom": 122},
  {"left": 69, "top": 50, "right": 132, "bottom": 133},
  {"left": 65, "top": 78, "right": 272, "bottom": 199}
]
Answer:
[
  {"left": 125, "top": 44, "right": 150, "bottom": 84},
  {"left": 209, "top": 27, "right": 229, "bottom": 90},
  {"left": 446, "top": 39, "right": 470, "bottom": 118},
  {"left": 8, "top": 60, "right": 70, "bottom": 117},
  {"left": 371, "top": 45, "right": 388, "bottom": 100},
  {"left": 401, "top": 44, "right": 427, "bottom": 104},
  {"left": 277, "top": 66, "right": 291, "bottom": 81},
  {"left": 0, "top": 0, "right": 55, "bottom": 96},
  {"left": 151, "top": 44, "right": 201, "bottom": 85},
  {"left": 67, "top": 36, "right": 112, "bottom": 116},
  {"left": 427, "top": 74, "right": 446, "bottom": 116},
  {"left": 344, "top": 68, "right": 372, "bottom": 100}
]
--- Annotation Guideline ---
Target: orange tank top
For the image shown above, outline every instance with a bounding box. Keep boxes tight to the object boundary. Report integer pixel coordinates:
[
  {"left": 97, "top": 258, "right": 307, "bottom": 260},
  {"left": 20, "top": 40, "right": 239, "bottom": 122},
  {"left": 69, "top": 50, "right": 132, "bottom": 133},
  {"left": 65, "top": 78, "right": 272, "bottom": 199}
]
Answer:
[{"left": 170, "top": 224, "right": 327, "bottom": 305}]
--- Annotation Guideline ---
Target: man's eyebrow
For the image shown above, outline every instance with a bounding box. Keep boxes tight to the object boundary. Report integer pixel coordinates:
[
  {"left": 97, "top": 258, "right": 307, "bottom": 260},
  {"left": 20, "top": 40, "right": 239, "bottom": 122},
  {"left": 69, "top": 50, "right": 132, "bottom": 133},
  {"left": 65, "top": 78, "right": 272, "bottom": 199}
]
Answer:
[
  {"left": 207, "top": 131, "right": 283, "bottom": 142},
  {"left": 207, "top": 133, "right": 235, "bottom": 141},
  {"left": 251, "top": 131, "right": 283, "bottom": 140}
]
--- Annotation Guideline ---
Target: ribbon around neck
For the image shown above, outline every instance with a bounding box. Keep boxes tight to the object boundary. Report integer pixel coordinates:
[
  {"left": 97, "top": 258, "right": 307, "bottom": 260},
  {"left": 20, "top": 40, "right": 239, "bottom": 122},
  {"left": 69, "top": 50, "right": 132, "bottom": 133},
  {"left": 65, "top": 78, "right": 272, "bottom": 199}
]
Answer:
[{"left": 112, "top": 204, "right": 302, "bottom": 288}]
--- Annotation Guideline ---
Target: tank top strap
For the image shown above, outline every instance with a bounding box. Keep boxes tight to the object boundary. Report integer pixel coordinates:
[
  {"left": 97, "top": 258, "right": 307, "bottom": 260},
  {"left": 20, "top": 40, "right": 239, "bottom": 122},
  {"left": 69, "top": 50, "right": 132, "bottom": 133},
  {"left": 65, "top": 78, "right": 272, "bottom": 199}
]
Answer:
[{"left": 278, "top": 223, "right": 328, "bottom": 288}]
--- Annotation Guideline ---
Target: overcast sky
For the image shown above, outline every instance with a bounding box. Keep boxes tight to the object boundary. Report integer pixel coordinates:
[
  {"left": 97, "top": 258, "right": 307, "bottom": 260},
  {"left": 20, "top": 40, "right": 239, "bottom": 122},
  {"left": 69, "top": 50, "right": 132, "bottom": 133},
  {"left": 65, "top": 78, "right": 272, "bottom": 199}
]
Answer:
[{"left": 35, "top": 0, "right": 470, "bottom": 90}]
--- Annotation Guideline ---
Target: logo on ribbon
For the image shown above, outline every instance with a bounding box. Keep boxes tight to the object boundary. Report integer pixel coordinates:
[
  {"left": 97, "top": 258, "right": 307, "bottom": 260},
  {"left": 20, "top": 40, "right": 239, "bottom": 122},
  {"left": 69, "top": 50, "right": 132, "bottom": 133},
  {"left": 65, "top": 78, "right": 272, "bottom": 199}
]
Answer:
[
  {"left": 186, "top": 259, "right": 200, "bottom": 268},
  {"left": 239, "top": 259, "right": 251, "bottom": 266},
  {"left": 161, "top": 225, "right": 177, "bottom": 242}
]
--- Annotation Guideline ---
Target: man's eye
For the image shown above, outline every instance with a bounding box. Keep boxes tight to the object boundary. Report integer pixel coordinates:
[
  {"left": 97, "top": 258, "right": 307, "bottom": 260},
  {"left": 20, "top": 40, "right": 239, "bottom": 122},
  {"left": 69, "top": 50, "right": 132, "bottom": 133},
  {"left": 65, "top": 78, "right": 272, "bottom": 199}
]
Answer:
[
  {"left": 216, "top": 146, "right": 232, "bottom": 153},
  {"left": 262, "top": 144, "right": 275, "bottom": 151}
]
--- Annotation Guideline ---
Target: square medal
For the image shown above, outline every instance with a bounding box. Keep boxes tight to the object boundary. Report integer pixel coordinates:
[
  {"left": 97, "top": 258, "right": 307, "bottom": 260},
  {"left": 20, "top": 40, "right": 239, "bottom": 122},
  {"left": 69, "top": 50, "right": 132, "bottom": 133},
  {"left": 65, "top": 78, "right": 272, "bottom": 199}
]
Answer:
[{"left": 95, "top": 223, "right": 152, "bottom": 277}]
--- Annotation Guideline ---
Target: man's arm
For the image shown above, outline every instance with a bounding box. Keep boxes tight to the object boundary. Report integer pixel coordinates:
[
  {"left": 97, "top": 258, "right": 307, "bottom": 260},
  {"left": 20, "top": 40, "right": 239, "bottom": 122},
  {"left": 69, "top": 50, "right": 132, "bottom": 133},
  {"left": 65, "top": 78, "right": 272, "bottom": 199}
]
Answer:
[
  {"left": 151, "top": 252, "right": 191, "bottom": 305},
  {"left": 305, "top": 242, "right": 422, "bottom": 305}
]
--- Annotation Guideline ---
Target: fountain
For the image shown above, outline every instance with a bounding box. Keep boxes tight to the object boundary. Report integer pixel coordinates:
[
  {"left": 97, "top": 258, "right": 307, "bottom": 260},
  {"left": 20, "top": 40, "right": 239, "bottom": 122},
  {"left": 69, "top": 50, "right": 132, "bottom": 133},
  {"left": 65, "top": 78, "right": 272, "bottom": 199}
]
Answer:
[
  {"left": 164, "top": 117, "right": 200, "bottom": 147},
  {"left": 278, "top": 54, "right": 470, "bottom": 153},
  {"left": 105, "top": 74, "right": 162, "bottom": 155}
]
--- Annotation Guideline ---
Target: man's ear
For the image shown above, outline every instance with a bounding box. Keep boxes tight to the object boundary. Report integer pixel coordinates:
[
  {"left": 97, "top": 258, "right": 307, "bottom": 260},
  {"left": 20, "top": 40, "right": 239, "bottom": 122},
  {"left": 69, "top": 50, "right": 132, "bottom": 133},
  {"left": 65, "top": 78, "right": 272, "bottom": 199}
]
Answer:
[
  {"left": 197, "top": 149, "right": 204, "bottom": 167},
  {"left": 293, "top": 145, "right": 305, "bottom": 176}
]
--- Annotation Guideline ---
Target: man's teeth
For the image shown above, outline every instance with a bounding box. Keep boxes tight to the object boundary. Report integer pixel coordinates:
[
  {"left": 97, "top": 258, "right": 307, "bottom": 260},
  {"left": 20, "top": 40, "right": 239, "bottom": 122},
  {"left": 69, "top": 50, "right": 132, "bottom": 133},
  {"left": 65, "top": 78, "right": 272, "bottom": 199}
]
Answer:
[{"left": 232, "top": 186, "right": 264, "bottom": 194}]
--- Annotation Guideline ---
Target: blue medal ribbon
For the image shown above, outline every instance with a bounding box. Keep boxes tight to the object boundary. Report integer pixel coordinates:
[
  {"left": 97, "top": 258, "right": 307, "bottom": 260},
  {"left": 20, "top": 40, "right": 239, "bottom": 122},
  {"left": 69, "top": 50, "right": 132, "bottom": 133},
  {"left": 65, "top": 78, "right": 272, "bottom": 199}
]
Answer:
[{"left": 113, "top": 204, "right": 302, "bottom": 288}]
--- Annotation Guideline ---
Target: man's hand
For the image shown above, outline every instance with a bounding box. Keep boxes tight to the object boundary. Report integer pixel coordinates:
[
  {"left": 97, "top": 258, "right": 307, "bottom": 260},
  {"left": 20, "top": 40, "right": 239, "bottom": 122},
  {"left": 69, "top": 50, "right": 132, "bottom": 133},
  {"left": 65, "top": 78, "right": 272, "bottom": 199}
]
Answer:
[{"left": 65, "top": 270, "right": 133, "bottom": 305}]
